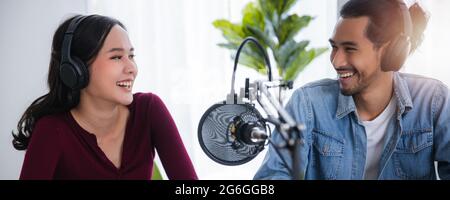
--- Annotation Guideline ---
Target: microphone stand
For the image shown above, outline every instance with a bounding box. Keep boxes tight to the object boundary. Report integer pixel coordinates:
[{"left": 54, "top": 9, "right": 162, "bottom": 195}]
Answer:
[
  {"left": 227, "top": 37, "right": 304, "bottom": 179},
  {"left": 252, "top": 80, "right": 305, "bottom": 180}
]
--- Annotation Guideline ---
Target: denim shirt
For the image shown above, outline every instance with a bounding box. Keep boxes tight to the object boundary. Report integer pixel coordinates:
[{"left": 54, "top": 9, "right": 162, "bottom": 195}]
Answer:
[{"left": 254, "top": 72, "right": 450, "bottom": 180}]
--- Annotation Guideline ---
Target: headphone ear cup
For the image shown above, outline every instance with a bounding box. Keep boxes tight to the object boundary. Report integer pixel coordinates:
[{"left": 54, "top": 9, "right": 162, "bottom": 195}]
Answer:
[
  {"left": 381, "top": 35, "right": 411, "bottom": 72},
  {"left": 59, "top": 57, "right": 88, "bottom": 89},
  {"left": 60, "top": 62, "right": 78, "bottom": 89},
  {"left": 71, "top": 57, "right": 89, "bottom": 89}
]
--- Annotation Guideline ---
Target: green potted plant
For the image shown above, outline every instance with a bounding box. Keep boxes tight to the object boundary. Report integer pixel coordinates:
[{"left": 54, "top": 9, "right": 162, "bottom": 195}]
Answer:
[
  {"left": 151, "top": 163, "right": 163, "bottom": 180},
  {"left": 213, "top": 0, "right": 327, "bottom": 82}
]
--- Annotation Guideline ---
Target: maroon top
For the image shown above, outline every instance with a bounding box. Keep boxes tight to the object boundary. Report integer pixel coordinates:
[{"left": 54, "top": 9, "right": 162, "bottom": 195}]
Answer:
[{"left": 20, "top": 93, "right": 198, "bottom": 180}]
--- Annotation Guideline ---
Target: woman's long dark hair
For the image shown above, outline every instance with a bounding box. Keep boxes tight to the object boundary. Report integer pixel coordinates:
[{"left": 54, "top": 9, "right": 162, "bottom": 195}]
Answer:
[{"left": 12, "top": 14, "right": 125, "bottom": 150}]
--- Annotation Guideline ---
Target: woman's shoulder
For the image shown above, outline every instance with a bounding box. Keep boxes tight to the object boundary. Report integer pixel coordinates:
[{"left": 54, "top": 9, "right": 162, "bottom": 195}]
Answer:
[
  {"left": 32, "top": 112, "right": 70, "bottom": 141},
  {"left": 132, "top": 92, "right": 166, "bottom": 108},
  {"left": 130, "top": 92, "right": 171, "bottom": 121},
  {"left": 34, "top": 112, "right": 71, "bottom": 132},
  {"left": 133, "top": 92, "right": 156, "bottom": 101},
  {"left": 35, "top": 112, "right": 68, "bottom": 129}
]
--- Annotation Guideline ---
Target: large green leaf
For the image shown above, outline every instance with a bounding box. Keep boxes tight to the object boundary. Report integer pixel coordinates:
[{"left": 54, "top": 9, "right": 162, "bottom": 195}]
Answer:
[
  {"left": 258, "top": 0, "right": 277, "bottom": 22},
  {"left": 242, "top": 2, "right": 265, "bottom": 31},
  {"left": 258, "top": 0, "right": 280, "bottom": 39},
  {"left": 217, "top": 43, "right": 238, "bottom": 50},
  {"left": 278, "top": 15, "right": 312, "bottom": 45},
  {"left": 258, "top": 0, "right": 297, "bottom": 23},
  {"left": 220, "top": 42, "right": 265, "bottom": 64},
  {"left": 246, "top": 25, "right": 276, "bottom": 50},
  {"left": 273, "top": 0, "right": 298, "bottom": 16},
  {"left": 213, "top": 20, "right": 245, "bottom": 44},
  {"left": 269, "top": 10, "right": 280, "bottom": 43},
  {"left": 214, "top": 0, "right": 327, "bottom": 82},
  {"left": 232, "top": 51, "right": 267, "bottom": 74},
  {"left": 242, "top": 3, "right": 275, "bottom": 50},
  {"left": 274, "top": 40, "right": 309, "bottom": 73},
  {"left": 278, "top": 0, "right": 298, "bottom": 15},
  {"left": 283, "top": 47, "right": 327, "bottom": 81}
]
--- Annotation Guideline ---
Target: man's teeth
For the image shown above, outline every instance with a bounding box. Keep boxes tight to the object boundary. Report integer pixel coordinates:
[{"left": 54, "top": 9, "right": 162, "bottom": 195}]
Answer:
[
  {"left": 116, "top": 81, "right": 132, "bottom": 89},
  {"left": 339, "top": 72, "right": 355, "bottom": 78}
]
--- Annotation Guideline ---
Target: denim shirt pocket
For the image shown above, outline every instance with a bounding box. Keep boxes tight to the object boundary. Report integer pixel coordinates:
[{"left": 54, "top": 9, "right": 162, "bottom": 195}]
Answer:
[
  {"left": 393, "top": 129, "right": 433, "bottom": 179},
  {"left": 311, "top": 129, "right": 344, "bottom": 180}
]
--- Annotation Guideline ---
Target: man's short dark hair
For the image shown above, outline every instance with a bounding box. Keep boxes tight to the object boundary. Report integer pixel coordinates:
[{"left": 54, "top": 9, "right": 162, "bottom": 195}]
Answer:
[{"left": 340, "top": 0, "right": 428, "bottom": 53}]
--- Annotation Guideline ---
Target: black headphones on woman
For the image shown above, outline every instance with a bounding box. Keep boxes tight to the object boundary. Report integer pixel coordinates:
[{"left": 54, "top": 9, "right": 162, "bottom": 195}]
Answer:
[
  {"left": 380, "top": 0, "right": 413, "bottom": 72},
  {"left": 59, "top": 15, "right": 89, "bottom": 90}
]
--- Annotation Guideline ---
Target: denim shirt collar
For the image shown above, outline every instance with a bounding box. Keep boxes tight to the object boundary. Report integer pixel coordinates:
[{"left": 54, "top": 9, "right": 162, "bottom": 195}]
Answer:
[{"left": 335, "top": 72, "right": 413, "bottom": 120}]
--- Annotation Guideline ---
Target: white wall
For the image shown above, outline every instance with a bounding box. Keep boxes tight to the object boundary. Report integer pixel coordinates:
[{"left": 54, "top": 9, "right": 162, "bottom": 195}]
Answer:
[{"left": 0, "top": 0, "right": 87, "bottom": 179}]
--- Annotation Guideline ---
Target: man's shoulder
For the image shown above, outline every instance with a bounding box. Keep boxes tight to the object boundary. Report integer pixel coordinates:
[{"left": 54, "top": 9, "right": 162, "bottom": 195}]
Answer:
[
  {"left": 300, "top": 78, "right": 339, "bottom": 89},
  {"left": 289, "top": 78, "right": 339, "bottom": 103},
  {"left": 399, "top": 73, "right": 449, "bottom": 93},
  {"left": 294, "top": 78, "right": 339, "bottom": 96},
  {"left": 400, "top": 73, "right": 447, "bottom": 87}
]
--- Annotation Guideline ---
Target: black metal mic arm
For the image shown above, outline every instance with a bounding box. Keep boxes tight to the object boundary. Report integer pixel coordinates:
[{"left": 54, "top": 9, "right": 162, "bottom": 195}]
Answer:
[
  {"left": 250, "top": 80, "right": 305, "bottom": 180},
  {"left": 220, "top": 36, "right": 304, "bottom": 179},
  {"left": 226, "top": 37, "right": 272, "bottom": 104}
]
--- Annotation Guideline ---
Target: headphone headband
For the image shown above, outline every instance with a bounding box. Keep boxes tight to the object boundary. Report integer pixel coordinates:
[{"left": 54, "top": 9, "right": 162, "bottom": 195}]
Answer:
[
  {"left": 398, "top": 0, "right": 413, "bottom": 38},
  {"left": 61, "top": 15, "right": 87, "bottom": 63},
  {"left": 59, "top": 15, "right": 89, "bottom": 90}
]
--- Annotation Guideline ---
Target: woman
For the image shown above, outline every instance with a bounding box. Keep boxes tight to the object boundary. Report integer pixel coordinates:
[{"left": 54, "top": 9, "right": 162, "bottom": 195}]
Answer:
[{"left": 12, "top": 14, "right": 198, "bottom": 180}]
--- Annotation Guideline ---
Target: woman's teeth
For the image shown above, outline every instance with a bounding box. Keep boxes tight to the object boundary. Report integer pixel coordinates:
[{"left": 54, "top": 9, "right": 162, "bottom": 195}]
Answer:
[
  {"left": 339, "top": 72, "right": 355, "bottom": 78},
  {"left": 116, "top": 81, "right": 132, "bottom": 89}
]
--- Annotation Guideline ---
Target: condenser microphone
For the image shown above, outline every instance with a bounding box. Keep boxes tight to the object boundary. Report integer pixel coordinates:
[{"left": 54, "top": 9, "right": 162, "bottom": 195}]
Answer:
[
  {"left": 198, "top": 38, "right": 305, "bottom": 179},
  {"left": 198, "top": 37, "right": 272, "bottom": 166},
  {"left": 197, "top": 103, "right": 267, "bottom": 166},
  {"left": 231, "top": 116, "right": 267, "bottom": 145},
  {"left": 231, "top": 116, "right": 268, "bottom": 145}
]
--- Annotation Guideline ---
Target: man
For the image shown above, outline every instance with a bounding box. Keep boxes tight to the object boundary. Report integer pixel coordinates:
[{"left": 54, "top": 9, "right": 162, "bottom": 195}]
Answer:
[{"left": 254, "top": 0, "right": 450, "bottom": 180}]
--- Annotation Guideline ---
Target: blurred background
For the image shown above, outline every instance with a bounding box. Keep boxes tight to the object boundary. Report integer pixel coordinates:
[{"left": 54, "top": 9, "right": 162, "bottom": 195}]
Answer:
[{"left": 1, "top": 0, "right": 449, "bottom": 179}]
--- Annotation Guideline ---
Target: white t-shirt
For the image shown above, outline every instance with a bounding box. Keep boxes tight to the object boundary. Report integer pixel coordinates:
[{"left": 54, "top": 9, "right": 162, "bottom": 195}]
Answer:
[{"left": 360, "top": 96, "right": 397, "bottom": 180}]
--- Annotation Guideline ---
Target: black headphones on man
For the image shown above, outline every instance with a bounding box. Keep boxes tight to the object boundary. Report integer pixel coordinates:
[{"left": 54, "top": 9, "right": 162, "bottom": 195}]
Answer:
[
  {"left": 380, "top": 0, "right": 413, "bottom": 72},
  {"left": 59, "top": 15, "right": 89, "bottom": 90}
]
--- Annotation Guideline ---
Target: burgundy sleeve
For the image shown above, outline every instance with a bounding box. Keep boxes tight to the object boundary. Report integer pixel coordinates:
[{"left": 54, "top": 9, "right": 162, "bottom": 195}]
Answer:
[
  {"left": 20, "top": 117, "right": 62, "bottom": 180},
  {"left": 149, "top": 94, "right": 198, "bottom": 180}
]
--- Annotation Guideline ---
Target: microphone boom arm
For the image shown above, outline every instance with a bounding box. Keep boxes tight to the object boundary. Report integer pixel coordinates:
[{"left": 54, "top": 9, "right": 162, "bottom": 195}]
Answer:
[
  {"left": 227, "top": 37, "right": 272, "bottom": 104},
  {"left": 216, "top": 36, "right": 304, "bottom": 179},
  {"left": 253, "top": 81, "right": 305, "bottom": 180}
]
